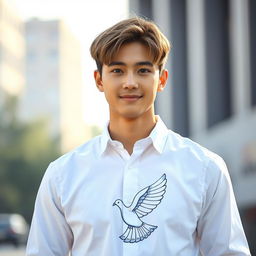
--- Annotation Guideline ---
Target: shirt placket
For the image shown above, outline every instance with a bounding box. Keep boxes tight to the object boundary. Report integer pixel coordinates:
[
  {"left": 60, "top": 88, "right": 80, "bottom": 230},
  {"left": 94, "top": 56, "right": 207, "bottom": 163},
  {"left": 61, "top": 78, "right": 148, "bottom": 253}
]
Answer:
[{"left": 121, "top": 147, "right": 144, "bottom": 256}]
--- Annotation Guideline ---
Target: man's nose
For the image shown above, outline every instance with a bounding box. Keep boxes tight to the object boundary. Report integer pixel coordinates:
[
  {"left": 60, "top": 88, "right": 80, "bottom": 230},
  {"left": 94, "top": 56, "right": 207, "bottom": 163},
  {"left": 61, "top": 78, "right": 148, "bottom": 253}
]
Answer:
[{"left": 123, "top": 73, "right": 138, "bottom": 89}]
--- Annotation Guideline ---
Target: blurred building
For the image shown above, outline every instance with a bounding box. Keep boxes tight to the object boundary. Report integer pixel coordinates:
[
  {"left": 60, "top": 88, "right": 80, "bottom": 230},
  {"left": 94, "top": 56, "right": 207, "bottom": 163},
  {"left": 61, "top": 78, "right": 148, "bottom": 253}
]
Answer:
[
  {"left": 0, "top": 0, "right": 25, "bottom": 105},
  {"left": 130, "top": 0, "right": 256, "bottom": 252},
  {"left": 19, "top": 18, "right": 87, "bottom": 152}
]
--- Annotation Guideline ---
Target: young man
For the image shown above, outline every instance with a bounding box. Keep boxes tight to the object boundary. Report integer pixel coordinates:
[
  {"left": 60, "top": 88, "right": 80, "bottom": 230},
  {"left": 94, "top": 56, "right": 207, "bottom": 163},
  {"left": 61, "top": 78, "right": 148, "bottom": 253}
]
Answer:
[{"left": 26, "top": 17, "right": 250, "bottom": 255}]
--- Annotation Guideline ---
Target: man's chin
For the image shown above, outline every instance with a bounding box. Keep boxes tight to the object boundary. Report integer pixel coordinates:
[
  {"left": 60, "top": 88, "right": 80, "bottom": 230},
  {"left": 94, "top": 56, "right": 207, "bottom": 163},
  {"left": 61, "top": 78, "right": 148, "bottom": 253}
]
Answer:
[
  {"left": 117, "top": 111, "right": 142, "bottom": 120},
  {"left": 110, "top": 107, "right": 153, "bottom": 121}
]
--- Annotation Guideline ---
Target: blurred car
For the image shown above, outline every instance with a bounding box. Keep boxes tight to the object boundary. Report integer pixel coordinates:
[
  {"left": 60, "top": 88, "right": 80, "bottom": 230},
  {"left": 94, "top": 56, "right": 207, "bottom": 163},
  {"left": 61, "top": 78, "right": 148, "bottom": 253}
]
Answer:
[{"left": 0, "top": 213, "right": 29, "bottom": 247}]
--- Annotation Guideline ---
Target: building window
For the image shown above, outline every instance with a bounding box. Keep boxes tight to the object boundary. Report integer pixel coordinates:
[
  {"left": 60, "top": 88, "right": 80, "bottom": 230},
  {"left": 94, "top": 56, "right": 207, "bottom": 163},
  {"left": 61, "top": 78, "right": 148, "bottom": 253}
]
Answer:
[
  {"left": 249, "top": 0, "right": 256, "bottom": 107},
  {"left": 205, "top": 0, "right": 232, "bottom": 127},
  {"left": 170, "top": 0, "right": 189, "bottom": 137},
  {"left": 48, "top": 49, "right": 58, "bottom": 60},
  {"left": 139, "top": 0, "right": 153, "bottom": 20}
]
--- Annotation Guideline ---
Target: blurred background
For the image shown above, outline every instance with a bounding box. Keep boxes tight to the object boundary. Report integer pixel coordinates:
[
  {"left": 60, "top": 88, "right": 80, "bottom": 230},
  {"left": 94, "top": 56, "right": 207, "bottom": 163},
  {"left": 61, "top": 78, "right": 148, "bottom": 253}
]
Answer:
[{"left": 0, "top": 0, "right": 255, "bottom": 255}]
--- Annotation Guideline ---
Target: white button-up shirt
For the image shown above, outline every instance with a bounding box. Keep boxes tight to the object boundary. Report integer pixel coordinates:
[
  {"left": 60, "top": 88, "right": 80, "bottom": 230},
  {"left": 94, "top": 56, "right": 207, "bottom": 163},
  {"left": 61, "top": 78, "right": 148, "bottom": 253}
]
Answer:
[{"left": 26, "top": 117, "right": 250, "bottom": 256}]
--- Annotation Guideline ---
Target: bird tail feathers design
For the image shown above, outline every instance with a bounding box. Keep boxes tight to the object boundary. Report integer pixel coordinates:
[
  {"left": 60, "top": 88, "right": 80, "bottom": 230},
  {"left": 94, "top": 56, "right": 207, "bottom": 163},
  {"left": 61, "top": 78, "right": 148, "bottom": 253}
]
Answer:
[{"left": 120, "top": 222, "right": 157, "bottom": 243}]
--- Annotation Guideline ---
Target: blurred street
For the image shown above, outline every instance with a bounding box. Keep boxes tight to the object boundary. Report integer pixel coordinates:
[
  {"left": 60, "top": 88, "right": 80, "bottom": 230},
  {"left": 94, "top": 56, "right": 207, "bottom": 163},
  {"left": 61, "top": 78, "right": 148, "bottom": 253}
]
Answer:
[{"left": 0, "top": 244, "right": 25, "bottom": 256}]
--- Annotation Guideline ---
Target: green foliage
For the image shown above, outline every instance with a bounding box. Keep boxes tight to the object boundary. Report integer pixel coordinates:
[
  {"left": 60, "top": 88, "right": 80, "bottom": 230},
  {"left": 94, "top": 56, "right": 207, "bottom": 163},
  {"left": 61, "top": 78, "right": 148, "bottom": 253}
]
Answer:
[
  {"left": 91, "top": 125, "right": 102, "bottom": 137},
  {"left": 0, "top": 96, "right": 61, "bottom": 223}
]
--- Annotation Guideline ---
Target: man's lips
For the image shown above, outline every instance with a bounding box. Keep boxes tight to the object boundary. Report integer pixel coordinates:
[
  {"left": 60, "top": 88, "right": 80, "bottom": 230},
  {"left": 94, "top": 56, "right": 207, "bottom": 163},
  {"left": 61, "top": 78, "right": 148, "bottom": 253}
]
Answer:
[
  {"left": 119, "top": 95, "right": 142, "bottom": 98},
  {"left": 119, "top": 95, "right": 142, "bottom": 101}
]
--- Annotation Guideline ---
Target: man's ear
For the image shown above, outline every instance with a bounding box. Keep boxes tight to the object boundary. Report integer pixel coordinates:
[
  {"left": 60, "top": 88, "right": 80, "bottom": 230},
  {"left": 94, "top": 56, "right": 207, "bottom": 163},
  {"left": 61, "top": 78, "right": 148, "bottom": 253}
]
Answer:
[
  {"left": 94, "top": 70, "right": 104, "bottom": 92},
  {"left": 157, "top": 69, "right": 168, "bottom": 92}
]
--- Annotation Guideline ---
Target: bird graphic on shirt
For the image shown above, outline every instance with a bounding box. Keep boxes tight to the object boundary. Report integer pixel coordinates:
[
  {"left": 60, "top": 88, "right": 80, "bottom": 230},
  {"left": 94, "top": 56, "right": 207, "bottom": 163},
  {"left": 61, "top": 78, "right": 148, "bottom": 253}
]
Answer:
[{"left": 113, "top": 174, "right": 167, "bottom": 243}]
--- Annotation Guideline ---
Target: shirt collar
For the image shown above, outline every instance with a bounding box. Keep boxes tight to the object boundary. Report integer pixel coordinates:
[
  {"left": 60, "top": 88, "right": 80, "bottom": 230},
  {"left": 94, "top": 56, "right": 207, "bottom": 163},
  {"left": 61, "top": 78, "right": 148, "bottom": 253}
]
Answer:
[
  {"left": 148, "top": 116, "right": 169, "bottom": 153},
  {"left": 99, "top": 121, "right": 111, "bottom": 156},
  {"left": 99, "top": 116, "right": 169, "bottom": 156}
]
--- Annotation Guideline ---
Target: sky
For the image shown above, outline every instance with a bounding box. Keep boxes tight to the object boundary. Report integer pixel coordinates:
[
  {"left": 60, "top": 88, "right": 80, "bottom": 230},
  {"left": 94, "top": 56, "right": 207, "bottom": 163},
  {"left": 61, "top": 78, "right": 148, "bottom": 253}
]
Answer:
[{"left": 11, "top": 0, "right": 129, "bottom": 127}]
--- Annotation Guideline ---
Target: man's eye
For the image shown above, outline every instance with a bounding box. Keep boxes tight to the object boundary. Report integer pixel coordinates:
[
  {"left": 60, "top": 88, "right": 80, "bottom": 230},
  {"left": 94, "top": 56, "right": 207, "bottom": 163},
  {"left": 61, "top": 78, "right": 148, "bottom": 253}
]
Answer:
[
  {"left": 111, "top": 69, "right": 123, "bottom": 73},
  {"left": 139, "top": 68, "right": 151, "bottom": 73}
]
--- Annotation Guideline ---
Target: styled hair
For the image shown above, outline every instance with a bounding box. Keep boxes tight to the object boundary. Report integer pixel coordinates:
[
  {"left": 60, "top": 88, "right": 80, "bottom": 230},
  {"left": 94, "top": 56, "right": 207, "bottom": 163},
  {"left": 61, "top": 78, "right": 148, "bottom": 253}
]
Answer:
[{"left": 90, "top": 17, "right": 170, "bottom": 75}]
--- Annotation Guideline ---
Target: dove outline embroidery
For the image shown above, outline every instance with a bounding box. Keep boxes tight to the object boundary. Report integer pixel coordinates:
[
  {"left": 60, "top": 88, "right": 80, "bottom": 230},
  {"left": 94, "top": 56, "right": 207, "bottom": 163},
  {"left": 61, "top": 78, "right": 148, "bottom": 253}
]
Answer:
[{"left": 113, "top": 174, "right": 167, "bottom": 243}]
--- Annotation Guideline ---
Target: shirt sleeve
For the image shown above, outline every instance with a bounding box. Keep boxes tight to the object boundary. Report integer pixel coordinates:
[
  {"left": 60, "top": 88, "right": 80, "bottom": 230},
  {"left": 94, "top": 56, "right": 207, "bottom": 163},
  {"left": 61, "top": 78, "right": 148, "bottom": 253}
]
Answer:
[
  {"left": 197, "top": 155, "right": 251, "bottom": 256},
  {"left": 26, "top": 162, "right": 73, "bottom": 256}
]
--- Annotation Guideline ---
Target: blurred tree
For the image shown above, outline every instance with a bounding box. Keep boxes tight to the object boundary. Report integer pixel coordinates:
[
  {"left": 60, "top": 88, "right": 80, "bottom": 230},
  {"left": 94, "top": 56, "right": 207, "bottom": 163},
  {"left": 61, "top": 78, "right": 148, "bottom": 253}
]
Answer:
[
  {"left": 0, "top": 96, "right": 61, "bottom": 222},
  {"left": 91, "top": 125, "right": 102, "bottom": 137}
]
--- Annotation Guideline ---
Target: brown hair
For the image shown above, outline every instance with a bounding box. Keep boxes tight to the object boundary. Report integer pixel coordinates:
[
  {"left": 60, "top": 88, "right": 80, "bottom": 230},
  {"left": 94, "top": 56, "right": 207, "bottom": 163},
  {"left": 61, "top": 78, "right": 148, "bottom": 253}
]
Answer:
[{"left": 90, "top": 17, "right": 170, "bottom": 75}]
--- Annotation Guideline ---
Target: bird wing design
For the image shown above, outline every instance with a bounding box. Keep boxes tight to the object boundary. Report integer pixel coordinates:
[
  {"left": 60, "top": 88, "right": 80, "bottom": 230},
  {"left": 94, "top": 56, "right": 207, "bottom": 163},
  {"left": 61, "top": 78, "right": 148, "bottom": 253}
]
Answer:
[{"left": 130, "top": 174, "right": 167, "bottom": 218}]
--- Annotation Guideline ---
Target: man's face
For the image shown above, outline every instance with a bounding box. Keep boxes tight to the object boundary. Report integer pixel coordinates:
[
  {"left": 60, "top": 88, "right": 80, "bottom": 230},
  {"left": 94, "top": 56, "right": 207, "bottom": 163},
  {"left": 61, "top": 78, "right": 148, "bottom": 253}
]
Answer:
[{"left": 94, "top": 42, "right": 168, "bottom": 120}]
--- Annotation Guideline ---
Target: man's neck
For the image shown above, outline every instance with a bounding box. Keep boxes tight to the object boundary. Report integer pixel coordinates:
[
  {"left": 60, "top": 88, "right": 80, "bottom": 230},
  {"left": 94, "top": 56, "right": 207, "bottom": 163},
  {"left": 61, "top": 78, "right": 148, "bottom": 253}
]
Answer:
[{"left": 108, "top": 114, "right": 157, "bottom": 155}]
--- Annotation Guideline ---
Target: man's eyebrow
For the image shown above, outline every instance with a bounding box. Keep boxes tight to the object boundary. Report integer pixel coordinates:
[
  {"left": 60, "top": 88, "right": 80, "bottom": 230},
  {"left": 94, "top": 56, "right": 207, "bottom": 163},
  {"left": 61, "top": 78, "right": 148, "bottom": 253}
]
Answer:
[
  {"left": 108, "top": 62, "right": 126, "bottom": 67},
  {"left": 108, "top": 61, "right": 153, "bottom": 67},
  {"left": 135, "top": 61, "right": 153, "bottom": 67}
]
